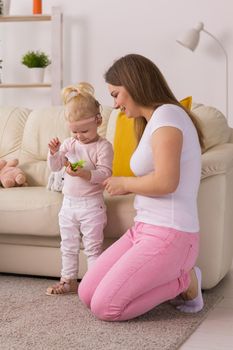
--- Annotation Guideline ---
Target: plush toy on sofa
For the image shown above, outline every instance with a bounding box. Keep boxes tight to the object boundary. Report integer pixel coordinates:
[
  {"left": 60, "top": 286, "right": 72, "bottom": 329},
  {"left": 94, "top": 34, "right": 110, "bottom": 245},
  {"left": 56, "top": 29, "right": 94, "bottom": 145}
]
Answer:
[
  {"left": 0, "top": 159, "right": 28, "bottom": 188},
  {"left": 47, "top": 167, "right": 65, "bottom": 192}
]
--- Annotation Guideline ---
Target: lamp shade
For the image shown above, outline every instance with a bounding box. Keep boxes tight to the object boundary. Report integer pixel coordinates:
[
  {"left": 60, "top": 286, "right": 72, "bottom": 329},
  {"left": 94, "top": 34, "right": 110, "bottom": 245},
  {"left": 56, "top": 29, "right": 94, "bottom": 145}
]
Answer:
[
  {"left": 176, "top": 22, "right": 204, "bottom": 51},
  {"left": 176, "top": 22, "right": 229, "bottom": 119}
]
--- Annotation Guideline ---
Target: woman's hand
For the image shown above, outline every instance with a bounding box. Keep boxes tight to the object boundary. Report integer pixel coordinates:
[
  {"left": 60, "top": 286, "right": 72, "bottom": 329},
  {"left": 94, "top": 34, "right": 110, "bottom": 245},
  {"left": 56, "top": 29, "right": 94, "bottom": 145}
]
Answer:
[
  {"left": 103, "top": 176, "right": 129, "bottom": 196},
  {"left": 48, "top": 137, "right": 61, "bottom": 155}
]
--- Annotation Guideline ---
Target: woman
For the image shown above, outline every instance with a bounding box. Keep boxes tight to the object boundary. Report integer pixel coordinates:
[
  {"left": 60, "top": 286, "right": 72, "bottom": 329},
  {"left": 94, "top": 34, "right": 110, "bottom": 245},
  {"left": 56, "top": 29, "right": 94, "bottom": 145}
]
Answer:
[{"left": 78, "top": 53, "right": 204, "bottom": 321}]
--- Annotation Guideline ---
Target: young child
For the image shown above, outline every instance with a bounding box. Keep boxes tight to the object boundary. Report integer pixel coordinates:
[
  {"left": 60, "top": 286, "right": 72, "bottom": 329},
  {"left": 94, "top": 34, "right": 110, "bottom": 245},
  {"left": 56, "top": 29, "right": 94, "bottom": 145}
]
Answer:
[{"left": 46, "top": 82, "right": 113, "bottom": 295}]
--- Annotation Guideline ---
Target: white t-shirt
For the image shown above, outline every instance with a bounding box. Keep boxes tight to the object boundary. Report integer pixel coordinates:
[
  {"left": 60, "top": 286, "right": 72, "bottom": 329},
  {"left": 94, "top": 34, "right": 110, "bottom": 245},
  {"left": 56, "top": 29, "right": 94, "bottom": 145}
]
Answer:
[{"left": 130, "top": 104, "right": 201, "bottom": 232}]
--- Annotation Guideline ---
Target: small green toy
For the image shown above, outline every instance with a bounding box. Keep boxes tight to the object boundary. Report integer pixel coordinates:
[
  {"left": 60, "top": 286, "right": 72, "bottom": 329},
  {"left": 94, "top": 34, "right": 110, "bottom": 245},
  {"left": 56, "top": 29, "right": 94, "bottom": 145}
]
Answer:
[{"left": 70, "top": 160, "right": 86, "bottom": 171}]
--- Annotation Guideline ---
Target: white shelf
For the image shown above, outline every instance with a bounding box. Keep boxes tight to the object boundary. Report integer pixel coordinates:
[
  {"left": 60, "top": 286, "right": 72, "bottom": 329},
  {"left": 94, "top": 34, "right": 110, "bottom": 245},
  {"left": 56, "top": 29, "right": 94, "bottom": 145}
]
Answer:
[
  {"left": 0, "top": 7, "right": 63, "bottom": 105},
  {"left": 0, "top": 83, "right": 51, "bottom": 88},
  {"left": 0, "top": 15, "right": 51, "bottom": 22}
]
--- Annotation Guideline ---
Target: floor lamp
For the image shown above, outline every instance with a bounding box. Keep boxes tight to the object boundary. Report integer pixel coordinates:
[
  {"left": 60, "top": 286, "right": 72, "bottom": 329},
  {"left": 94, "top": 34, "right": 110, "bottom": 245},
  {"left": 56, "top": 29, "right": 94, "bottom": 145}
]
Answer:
[{"left": 176, "top": 22, "right": 228, "bottom": 120}]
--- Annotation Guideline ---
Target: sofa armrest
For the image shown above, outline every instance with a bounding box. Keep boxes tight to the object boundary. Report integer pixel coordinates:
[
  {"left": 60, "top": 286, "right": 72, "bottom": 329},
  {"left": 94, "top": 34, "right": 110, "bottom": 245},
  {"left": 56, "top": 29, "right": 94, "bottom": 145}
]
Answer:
[
  {"left": 228, "top": 128, "right": 233, "bottom": 143},
  {"left": 201, "top": 143, "right": 233, "bottom": 179}
]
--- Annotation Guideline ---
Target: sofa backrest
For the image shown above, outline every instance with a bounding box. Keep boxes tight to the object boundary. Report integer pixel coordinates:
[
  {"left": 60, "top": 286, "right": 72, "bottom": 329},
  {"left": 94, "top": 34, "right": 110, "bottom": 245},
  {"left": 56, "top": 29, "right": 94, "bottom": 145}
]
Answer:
[
  {"left": 0, "top": 105, "right": 113, "bottom": 186},
  {"left": 19, "top": 107, "right": 70, "bottom": 186},
  {"left": 0, "top": 102, "right": 231, "bottom": 186},
  {"left": 191, "top": 103, "right": 231, "bottom": 152},
  {"left": 0, "top": 107, "right": 31, "bottom": 160}
]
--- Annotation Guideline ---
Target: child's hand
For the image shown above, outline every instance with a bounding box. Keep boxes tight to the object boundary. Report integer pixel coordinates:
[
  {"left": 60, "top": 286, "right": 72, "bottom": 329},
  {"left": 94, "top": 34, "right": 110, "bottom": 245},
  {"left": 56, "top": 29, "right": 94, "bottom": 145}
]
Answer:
[
  {"left": 70, "top": 160, "right": 86, "bottom": 171},
  {"left": 66, "top": 164, "right": 91, "bottom": 181},
  {"left": 48, "top": 137, "right": 61, "bottom": 155}
]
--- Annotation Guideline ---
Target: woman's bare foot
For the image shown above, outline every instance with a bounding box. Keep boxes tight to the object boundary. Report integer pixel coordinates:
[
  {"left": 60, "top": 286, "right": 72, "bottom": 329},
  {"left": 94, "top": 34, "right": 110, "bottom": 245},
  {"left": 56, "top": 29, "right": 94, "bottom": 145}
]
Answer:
[
  {"left": 181, "top": 268, "right": 199, "bottom": 300},
  {"left": 176, "top": 266, "right": 204, "bottom": 313}
]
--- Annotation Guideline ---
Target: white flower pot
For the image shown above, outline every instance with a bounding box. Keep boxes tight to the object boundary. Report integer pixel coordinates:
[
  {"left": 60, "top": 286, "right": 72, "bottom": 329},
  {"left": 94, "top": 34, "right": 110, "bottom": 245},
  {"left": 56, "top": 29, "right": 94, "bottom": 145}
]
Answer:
[
  {"left": 0, "top": 0, "right": 11, "bottom": 15},
  {"left": 29, "top": 67, "right": 45, "bottom": 83}
]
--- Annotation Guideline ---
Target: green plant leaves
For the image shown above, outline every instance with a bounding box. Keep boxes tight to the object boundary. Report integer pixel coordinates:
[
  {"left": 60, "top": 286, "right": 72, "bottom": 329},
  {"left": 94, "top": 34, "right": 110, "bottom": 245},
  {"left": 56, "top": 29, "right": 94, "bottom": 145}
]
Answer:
[{"left": 21, "top": 50, "right": 51, "bottom": 68}]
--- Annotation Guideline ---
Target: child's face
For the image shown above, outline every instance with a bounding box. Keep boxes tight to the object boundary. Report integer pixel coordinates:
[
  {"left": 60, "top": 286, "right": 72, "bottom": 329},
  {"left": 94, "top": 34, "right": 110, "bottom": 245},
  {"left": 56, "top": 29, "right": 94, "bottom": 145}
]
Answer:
[{"left": 68, "top": 117, "right": 99, "bottom": 144}]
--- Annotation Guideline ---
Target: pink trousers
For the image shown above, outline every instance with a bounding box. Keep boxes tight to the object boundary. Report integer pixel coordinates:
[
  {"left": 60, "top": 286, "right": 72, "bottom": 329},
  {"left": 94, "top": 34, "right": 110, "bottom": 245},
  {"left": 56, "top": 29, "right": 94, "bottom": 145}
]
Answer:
[{"left": 78, "top": 222, "right": 199, "bottom": 321}]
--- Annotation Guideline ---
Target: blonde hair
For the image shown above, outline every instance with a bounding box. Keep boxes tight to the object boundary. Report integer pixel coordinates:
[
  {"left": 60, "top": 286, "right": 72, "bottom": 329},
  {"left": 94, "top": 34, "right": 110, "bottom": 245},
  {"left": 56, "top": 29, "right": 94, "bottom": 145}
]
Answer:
[{"left": 62, "top": 82, "right": 101, "bottom": 122}]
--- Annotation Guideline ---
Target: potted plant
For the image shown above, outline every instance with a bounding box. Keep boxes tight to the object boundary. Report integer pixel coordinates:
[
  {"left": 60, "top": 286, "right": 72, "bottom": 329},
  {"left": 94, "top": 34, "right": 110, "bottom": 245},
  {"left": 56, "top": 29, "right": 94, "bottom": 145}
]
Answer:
[{"left": 21, "top": 50, "right": 51, "bottom": 83}]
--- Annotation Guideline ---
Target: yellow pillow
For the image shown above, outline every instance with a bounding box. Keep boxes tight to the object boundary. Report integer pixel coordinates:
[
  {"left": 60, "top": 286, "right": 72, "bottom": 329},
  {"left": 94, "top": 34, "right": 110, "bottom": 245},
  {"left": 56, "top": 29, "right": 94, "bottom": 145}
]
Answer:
[
  {"left": 112, "top": 96, "right": 192, "bottom": 176},
  {"left": 112, "top": 112, "right": 137, "bottom": 176},
  {"left": 180, "top": 96, "right": 192, "bottom": 110}
]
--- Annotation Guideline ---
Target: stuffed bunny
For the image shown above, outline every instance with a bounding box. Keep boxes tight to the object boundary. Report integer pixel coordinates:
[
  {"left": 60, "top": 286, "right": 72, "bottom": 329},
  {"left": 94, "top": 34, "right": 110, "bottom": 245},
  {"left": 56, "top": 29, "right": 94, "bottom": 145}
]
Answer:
[
  {"left": 47, "top": 167, "right": 65, "bottom": 192},
  {"left": 0, "top": 159, "right": 28, "bottom": 188}
]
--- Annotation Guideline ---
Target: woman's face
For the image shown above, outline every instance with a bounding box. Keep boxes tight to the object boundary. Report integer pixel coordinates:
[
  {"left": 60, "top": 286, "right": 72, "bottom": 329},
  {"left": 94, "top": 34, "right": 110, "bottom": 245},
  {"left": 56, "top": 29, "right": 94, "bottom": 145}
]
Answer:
[{"left": 108, "top": 84, "right": 139, "bottom": 118}]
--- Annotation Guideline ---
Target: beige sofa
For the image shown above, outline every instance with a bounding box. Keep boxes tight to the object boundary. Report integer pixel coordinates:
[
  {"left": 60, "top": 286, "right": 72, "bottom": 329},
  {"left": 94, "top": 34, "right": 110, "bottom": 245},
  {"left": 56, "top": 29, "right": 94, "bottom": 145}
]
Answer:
[{"left": 0, "top": 103, "right": 233, "bottom": 289}]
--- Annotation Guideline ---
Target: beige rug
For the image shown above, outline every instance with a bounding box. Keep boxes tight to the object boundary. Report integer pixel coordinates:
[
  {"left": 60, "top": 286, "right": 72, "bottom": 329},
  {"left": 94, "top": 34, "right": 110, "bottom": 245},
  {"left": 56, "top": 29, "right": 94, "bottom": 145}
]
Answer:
[{"left": 0, "top": 274, "right": 222, "bottom": 350}]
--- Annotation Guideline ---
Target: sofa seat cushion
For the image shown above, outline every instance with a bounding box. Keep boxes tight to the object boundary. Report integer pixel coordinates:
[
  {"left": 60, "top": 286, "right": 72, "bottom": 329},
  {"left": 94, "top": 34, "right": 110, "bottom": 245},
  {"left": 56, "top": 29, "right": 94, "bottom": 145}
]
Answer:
[
  {"left": 0, "top": 187, "right": 62, "bottom": 236},
  {"left": 0, "top": 234, "right": 60, "bottom": 247},
  {"left": 104, "top": 192, "right": 136, "bottom": 239},
  {"left": 201, "top": 143, "right": 233, "bottom": 179}
]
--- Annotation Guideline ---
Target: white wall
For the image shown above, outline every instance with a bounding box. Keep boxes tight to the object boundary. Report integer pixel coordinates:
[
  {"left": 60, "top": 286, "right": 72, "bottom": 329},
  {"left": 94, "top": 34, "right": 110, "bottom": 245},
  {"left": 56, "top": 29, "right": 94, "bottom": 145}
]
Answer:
[{"left": 1, "top": 0, "right": 233, "bottom": 123}]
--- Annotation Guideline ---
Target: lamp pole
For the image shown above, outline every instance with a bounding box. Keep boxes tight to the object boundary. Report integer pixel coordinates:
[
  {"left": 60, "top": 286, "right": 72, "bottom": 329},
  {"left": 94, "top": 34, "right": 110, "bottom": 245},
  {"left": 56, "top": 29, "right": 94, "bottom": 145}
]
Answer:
[{"left": 202, "top": 29, "right": 228, "bottom": 120}]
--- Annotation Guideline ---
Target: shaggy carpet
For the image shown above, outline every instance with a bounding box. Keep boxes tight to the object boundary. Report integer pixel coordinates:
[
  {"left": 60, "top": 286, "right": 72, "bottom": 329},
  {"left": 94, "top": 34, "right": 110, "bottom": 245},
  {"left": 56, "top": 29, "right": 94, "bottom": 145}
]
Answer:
[{"left": 0, "top": 274, "right": 222, "bottom": 350}]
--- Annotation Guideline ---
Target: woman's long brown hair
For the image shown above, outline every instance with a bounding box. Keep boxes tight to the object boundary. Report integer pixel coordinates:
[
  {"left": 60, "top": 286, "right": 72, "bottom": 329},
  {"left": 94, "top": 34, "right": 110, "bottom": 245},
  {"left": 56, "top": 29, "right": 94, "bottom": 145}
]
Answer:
[{"left": 104, "top": 54, "right": 204, "bottom": 149}]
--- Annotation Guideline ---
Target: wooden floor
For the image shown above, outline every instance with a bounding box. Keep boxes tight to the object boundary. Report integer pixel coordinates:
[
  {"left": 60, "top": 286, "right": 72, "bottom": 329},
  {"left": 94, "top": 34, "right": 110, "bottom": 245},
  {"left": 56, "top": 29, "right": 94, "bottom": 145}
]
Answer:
[{"left": 179, "top": 262, "right": 233, "bottom": 349}]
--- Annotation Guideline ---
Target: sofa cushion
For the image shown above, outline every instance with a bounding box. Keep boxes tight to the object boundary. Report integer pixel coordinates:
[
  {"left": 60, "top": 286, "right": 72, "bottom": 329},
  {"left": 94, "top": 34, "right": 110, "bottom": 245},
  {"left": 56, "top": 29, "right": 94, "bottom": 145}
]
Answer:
[
  {"left": 19, "top": 106, "right": 70, "bottom": 186},
  {"left": 106, "top": 108, "right": 118, "bottom": 144},
  {"left": 201, "top": 143, "right": 233, "bottom": 179},
  {"left": 17, "top": 105, "right": 112, "bottom": 186},
  {"left": 112, "top": 112, "right": 136, "bottom": 176},
  {"left": 104, "top": 192, "right": 135, "bottom": 238},
  {"left": 0, "top": 107, "right": 31, "bottom": 160},
  {"left": 0, "top": 234, "right": 60, "bottom": 247},
  {"left": 98, "top": 106, "right": 112, "bottom": 138},
  {"left": 0, "top": 187, "right": 62, "bottom": 236},
  {"left": 192, "top": 103, "right": 231, "bottom": 152}
]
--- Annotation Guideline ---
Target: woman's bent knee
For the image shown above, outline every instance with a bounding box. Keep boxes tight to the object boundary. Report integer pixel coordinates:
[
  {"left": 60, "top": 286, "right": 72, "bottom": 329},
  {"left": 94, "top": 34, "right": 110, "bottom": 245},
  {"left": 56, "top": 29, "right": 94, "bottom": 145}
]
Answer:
[
  {"left": 90, "top": 296, "right": 122, "bottom": 321},
  {"left": 78, "top": 281, "right": 91, "bottom": 308}
]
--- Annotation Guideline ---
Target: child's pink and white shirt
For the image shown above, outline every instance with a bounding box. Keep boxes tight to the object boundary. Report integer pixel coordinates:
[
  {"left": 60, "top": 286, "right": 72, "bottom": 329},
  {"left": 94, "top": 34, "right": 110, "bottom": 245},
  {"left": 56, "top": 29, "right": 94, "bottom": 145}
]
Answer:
[{"left": 48, "top": 137, "right": 113, "bottom": 197}]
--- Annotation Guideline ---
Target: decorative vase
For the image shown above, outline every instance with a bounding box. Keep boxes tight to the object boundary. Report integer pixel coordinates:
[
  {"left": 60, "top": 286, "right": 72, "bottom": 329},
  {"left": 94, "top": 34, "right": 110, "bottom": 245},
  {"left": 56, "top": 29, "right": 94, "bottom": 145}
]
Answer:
[
  {"left": 0, "top": 0, "right": 11, "bottom": 15},
  {"left": 29, "top": 67, "right": 45, "bottom": 83},
  {"left": 33, "top": 0, "right": 42, "bottom": 15}
]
